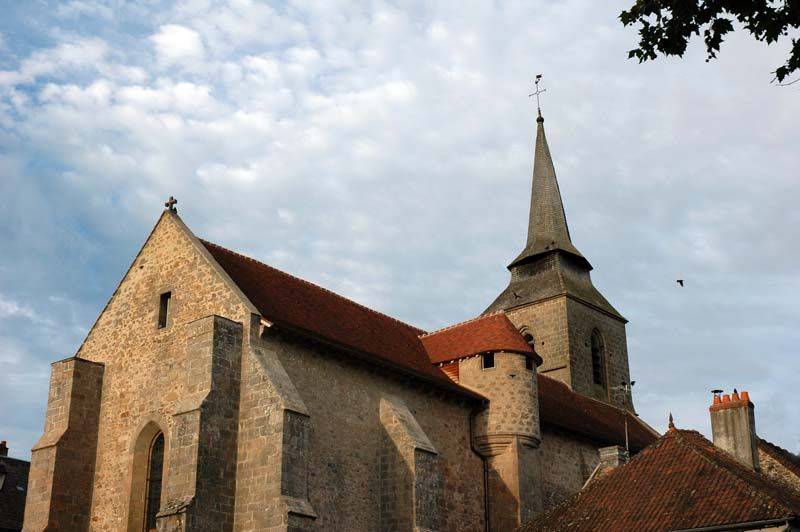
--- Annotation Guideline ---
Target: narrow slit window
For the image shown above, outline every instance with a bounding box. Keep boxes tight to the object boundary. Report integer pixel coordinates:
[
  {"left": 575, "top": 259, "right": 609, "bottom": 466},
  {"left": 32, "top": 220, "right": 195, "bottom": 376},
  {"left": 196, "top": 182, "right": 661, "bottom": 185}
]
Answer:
[
  {"left": 157, "top": 292, "right": 171, "bottom": 329},
  {"left": 482, "top": 353, "right": 495, "bottom": 370}
]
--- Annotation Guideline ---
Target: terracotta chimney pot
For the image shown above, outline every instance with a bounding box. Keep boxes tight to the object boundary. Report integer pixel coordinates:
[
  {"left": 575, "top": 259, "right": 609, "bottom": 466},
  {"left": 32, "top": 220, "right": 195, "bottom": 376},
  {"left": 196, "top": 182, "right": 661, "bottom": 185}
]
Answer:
[{"left": 741, "top": 391, "right": 750, "bottom": 402}]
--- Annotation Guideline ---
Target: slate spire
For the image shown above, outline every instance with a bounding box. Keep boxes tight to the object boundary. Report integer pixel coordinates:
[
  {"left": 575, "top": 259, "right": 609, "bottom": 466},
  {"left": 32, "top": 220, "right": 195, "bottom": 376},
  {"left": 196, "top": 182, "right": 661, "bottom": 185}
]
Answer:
[
  {"left": 484, "top": 109, "right": 622, "bottom": 318},
  {"left": 508, "top": 111, "right": 588, "bottom": 269}
]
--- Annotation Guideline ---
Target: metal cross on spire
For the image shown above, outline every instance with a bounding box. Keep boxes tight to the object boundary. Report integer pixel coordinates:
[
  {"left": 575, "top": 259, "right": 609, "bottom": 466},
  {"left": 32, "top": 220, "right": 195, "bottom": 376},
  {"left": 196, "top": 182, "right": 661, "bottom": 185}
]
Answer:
[{"left": 529, "top": 74, "right": 546, "bottom": 117}]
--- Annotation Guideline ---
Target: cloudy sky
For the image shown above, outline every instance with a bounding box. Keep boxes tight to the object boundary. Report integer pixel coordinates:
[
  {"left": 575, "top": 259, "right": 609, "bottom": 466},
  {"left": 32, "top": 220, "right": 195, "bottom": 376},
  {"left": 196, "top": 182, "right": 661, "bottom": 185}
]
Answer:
[{"left": 1, "top": 0, "right": 798, "bottom": 460}]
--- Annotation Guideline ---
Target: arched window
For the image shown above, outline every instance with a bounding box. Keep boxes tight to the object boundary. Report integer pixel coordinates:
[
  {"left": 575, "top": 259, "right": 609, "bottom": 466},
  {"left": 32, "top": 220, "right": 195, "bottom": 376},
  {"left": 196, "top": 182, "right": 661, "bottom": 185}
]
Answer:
[
  {"left": 522, "top": 332, "right": 535, "bottom": 348},
  {"left": 590, "top": 329, "right": 606, "bottom": 386},
  {"left": 143, "top": 432, "right": 164, "bottom": 531},
  {"left": 522, "top": 332, "right": 536, "bottom": 371}
]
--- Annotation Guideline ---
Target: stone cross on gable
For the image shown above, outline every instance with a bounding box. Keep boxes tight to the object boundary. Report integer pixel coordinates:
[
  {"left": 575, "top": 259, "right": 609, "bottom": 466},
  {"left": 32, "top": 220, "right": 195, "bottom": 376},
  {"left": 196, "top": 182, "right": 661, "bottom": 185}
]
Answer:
[{"left": 165, "top": 196, "right": 178, "bottom": 212}]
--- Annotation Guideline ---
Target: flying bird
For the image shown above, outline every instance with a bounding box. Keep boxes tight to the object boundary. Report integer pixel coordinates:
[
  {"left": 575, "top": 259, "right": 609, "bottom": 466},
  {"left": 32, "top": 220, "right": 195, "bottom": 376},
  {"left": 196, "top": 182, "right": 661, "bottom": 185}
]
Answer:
[{"left": 676, "top": 279, "right": 684, "bottom": 287}]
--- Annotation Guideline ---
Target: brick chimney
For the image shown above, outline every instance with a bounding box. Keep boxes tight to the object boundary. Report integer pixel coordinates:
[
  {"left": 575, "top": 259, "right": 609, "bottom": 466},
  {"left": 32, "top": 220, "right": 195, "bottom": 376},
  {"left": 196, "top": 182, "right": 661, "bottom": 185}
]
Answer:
[
  {"left": 0, "top": 440, "right": 7, "bottom": 456},
  {"left": 709, "top": 390, "right": 760, "bottom": 471}
]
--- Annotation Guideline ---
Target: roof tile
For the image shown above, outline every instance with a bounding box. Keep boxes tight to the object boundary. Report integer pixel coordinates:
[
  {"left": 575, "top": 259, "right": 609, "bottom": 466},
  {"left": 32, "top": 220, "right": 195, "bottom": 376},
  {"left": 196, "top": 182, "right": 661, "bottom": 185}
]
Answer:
[
  {"left": 202, "top": 239, "right": 478, "bottom": 397},
  {"left": 421, "top": 312, "right": 536, "bottom": 364},
  {"left": 537, "top": 374, "right": 656, "bottom": 452},
  {"left": 760, "top": 438, "right": 800, "bottom": 482},
  {"left": 202, "top": 238, "right": 659, "bottom": 449},
  {"left": 519, "top": 429, "right": 800, "bottom": 532}
]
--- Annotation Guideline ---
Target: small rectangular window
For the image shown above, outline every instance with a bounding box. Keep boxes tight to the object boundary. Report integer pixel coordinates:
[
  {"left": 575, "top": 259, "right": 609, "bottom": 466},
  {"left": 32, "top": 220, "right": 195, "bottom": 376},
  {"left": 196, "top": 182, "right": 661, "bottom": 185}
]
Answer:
[
  {"left": 482, "top": 353, "right": 495, "bottom": 370},
  {"left": 525, "top": 356, "right": 534, "bottom": 371},
  {"left": 158, "top": 291, "right": 171, "bottom": 329}
]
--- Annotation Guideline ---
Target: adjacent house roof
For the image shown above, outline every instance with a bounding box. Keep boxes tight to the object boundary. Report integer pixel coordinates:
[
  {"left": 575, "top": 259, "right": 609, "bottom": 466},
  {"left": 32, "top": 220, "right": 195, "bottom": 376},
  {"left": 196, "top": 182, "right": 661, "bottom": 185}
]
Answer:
[
  {"left": 760, "top": 437, "right": 800, "bottom": 482},
  {"left": 421, "top": 312, "right": 539, "bottom": 365},
  {"left": 0, "top": 455, "right": 30, "bottom": 531},
  {"left": 519, "top": 428, "right": 800, "bottom": 532},
  {"left": 537, "top": 374, "right": 657, "bottom": 452}
]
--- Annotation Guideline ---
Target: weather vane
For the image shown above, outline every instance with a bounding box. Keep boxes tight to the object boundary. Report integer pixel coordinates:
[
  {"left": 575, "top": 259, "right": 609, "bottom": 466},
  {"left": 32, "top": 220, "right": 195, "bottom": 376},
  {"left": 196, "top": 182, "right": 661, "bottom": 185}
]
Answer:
[{"left": 529, "top": 74, "right": 546, "bottom": 115}]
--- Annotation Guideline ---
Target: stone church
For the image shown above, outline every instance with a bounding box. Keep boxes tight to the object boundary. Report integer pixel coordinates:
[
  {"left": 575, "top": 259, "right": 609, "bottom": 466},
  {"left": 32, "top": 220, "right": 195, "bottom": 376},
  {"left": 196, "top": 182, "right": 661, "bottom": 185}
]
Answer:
[{"left": 23, "top": 111, "right": 658, "bottom": 532}]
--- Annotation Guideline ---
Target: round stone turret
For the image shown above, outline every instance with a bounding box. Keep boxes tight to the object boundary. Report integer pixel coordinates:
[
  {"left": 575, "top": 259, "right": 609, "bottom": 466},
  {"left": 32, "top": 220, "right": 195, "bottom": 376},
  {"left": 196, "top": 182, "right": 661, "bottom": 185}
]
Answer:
[{"left": 458, "top": 351, "right": 540, "bottom": 456}]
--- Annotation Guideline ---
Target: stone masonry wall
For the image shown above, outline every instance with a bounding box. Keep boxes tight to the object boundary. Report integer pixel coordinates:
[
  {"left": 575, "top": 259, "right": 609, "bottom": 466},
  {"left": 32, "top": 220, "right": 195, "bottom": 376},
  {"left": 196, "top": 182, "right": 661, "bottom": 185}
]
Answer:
[
  {"left": 457, "top": 353, "right": 540, "bottom": 448},
  {"left": 457, "top": 353, "right": 541, "bottom": 530},
  {"left": 233, "top": 319, "right": 316, "bottom": 531},
  {"left": 506, "top": 296, "right": 631, "bottom": 409},
  {"left": 565, "top": 298, "right": 631, "bottom": 409},
  {"left": 274, "top": 333, "right": 485, "bottom": 532},
  {"left": 158, "top": 315, "right": 243, "bottom": 531},
  {"left": 67, "top": 212, "right": 252, "bottom": 531},
  {"left": 505, "top": 297, "right": 571, "bottom": 387},
  {"left": 379, "top": 394, "right": 442, "bottom": 532},
  {"left": 24, "top": 357, "right": 104, "bottom": 531},
  {"left": 537, "top": 426, "right": 600, "bottom": 510}
]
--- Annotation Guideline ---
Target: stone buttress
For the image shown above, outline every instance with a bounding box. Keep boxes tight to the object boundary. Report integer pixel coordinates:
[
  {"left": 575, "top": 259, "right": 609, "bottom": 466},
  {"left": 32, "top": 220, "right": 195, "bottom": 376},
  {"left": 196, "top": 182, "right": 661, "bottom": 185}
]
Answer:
[
  {"left": 378, "top": 394, "right": 442, "bottom": 532},
  {"left": 232, "top": 314, "right": 316, "bottom": 531},
  {"left": 155, "top": 315, "right": 243, "bottom": 531},
  {"left": 24, "top": 357, "right": 104, "bottom": 531}
]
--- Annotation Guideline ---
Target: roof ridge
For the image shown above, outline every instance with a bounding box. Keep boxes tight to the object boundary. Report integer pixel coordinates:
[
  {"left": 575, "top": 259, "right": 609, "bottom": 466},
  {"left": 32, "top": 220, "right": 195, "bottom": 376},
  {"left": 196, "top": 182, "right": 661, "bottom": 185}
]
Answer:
[
  {"left": 759, "top": 437, "right": 800, "bottom": 479},
  {"left": 199, "top": 239, "right": 426, "bottom": 334},
  {"left": 671, "top": 430, "right": 800, "bottom": 513},
  {"left": 759, "top": 437, "right": 800, "bottom": 460},
  {"left": 419, "top": 311, "right": 505, "bottom": 338}
]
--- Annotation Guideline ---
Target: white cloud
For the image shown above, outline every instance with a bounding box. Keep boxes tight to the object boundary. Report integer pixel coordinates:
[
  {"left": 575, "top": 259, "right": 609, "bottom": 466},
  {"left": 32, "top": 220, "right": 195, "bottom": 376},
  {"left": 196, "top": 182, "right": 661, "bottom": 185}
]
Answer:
[
  {"left": 0, "top": 294, "right": 39, "bottom": 322},
  {"left": 1, "top": 0, "right": 799, "bottom": 457},
  {"left": 56, "top": 0, "right": 114, "bottom": 19},
  {"left": 0, "top": 37, "right": 109, "bottom": 87},
  {"left": 149, "top": 24, "right": 206, "bottom": 66}
]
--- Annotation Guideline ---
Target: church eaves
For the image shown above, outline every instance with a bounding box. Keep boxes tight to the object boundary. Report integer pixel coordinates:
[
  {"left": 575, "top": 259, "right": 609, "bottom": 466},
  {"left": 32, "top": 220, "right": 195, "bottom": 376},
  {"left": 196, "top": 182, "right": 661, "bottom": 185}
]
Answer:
[{"left": 509, "top": 112, "right": 588, "bottom": 270}]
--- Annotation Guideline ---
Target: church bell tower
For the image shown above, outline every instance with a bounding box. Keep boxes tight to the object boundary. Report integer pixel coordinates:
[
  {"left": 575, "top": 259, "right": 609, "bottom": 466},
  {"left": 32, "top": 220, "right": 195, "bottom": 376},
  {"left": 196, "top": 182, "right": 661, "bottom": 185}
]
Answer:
[{"left": 485, "top": 109, "right": 634, "bottom": 409}]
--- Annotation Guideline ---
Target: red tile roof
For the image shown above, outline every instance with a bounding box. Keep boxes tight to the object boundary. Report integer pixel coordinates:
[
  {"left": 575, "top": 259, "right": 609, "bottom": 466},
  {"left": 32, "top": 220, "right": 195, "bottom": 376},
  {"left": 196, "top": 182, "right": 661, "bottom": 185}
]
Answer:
[
  {"left": 537, "top": 374, "right": 657, "bottom": 452},
  {"left": 519, "top": 428, "right": 800, "bottom": 532},
  {"left": 421, "top": 313, "right": 538, "bottom": 364},
  {"left": 202, "top": 238, "right": 659, "bottom": 449},
  {"left": 202, "top": 239, "right": 483, "bottom": 400}
]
